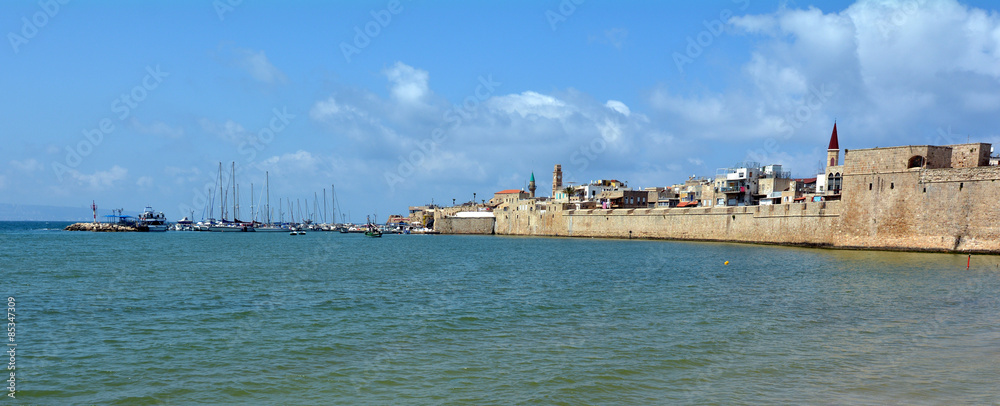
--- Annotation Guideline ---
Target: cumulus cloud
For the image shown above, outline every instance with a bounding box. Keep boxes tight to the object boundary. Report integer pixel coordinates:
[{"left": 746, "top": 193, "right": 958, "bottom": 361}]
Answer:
[
  {"left": 260, "top": 150, "right": 321, "bottom": 174},
  {"left": 68, "top": 166, "right": 128, "bottom": 190},
  {"left": 488, "top": 91, "right": 574, "bottom": 120},
  {"left": 234, "top": 48, "right": 287, "bottom": 84},
  {"left": 137, "top": 176, "right": 153, "bottom": 188},
  {"left": 651, "top": 0, "right": 1000, "bottom": 176},
  {"left": 9, "top": 159, "right": 42, "bottom": 172},
  {"left": 383, "top": 62, "right": 430, "bottom": 105},
  {"left": 605, "top": 100, "right": 631, "bottom": 117}
]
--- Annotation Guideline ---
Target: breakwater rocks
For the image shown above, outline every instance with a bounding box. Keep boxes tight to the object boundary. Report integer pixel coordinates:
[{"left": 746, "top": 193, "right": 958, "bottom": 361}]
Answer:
[{"left": 64, "top": 223, "right": 137, "bottom": 232}]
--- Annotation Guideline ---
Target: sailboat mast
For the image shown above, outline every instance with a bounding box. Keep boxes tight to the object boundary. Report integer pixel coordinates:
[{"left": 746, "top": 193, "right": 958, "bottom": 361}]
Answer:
[
  {"left": 266, "top": 171, "right": 271, "bottom": 225},
  {"left": 250, "top": 182, "right": 255, "bottom": 223},
  {"left": 218, "top": 162, "right": 224, "bottom": 221},
  {"left": 231, "top": 162, "right": 237, "bottom": 222}
]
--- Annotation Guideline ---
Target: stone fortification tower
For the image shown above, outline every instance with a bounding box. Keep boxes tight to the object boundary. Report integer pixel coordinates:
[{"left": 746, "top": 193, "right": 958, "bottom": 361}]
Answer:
[
  {"left": 552, "top": 165, "right": 562, "bottom": 197},
  {"left": 529, "top": 172, "right": 536, "bottom": 198}
]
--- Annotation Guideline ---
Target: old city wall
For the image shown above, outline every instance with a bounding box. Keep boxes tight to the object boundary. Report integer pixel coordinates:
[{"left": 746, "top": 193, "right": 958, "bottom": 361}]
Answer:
[
  {"left": 494, "top": 202, "right": 841, "bottom": 246},
  {"left": 434, "top": 216, "right": 496, "bottom": 234},
  {"left": 837, "top": 147, "right": 1000, "bottom": 252}
]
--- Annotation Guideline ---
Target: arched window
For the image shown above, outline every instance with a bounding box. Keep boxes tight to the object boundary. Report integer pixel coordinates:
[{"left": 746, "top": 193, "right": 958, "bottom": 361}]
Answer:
[
  {"left": 830, "top": 157, "right": 835, "bottom": 166},
  {"left": 908, "top": 155, "right": 925, "bottom": 169}
]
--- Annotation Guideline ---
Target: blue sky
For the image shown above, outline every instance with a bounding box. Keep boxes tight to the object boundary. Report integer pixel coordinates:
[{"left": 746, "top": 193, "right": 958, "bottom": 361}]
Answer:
[{"left": 3, "top": 0, "right": 1000, "bottom": 221}]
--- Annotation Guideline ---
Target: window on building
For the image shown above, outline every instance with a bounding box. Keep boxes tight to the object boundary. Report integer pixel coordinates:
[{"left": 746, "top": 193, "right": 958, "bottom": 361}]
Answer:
[{"left": 908, "top": 155, "right": 925, "bottom": 169}]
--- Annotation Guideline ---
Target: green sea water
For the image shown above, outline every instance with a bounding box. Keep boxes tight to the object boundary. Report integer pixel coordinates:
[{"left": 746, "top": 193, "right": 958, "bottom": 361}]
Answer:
[{"left": 3, "top": 221, "right": 1000, "bottom": 405}]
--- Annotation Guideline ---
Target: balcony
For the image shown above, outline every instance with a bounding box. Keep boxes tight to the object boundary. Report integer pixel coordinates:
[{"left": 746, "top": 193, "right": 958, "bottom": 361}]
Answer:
[{"left": 718, "top": 186, "right": 742, "bottom": 193}]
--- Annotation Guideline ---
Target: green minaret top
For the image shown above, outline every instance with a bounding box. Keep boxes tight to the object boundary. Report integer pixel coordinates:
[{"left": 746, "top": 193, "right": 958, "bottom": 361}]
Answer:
[{"left": 530, "top": 172, "right": 535, "bottom": 182}]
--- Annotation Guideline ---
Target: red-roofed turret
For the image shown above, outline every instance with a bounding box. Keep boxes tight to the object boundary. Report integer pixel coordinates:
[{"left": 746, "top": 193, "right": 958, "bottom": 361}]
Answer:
[{"left": 828, "top": 122, "right": 839, "bottom": 150}]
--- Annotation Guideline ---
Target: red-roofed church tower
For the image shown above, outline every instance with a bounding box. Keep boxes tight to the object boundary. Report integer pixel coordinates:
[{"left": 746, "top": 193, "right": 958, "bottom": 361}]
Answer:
[
  {"left": 824, "top": 122, "right": 843, "bottom": 195},
  {"left": 827, "top": 122, "right": 840, "bottom": 167}
]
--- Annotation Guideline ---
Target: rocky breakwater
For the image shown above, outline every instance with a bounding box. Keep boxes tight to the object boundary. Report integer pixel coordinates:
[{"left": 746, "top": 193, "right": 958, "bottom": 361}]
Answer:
[{"left": 64, "top": 223, "right": 137, "bottom": 232}]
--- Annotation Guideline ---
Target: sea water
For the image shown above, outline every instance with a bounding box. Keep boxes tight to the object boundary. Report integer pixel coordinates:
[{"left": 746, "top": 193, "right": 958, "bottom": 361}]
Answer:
[{"left": 2, "top": 221, "right": 999, "bottom": 404}]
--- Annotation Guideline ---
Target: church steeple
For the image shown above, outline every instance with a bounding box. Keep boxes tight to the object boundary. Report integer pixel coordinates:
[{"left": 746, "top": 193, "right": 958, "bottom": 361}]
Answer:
[
  {"left": 827, "top": 122, "right": 840, "bottom": 167},
  {"left": 828, "top": 122, "right": 839, "bottom": 150}
]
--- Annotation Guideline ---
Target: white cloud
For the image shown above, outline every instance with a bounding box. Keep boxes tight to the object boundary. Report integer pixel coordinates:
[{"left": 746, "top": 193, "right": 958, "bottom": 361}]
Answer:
[
  {"left": 137, "top": 176, "right": 153, "bottom": 188},
  {"left": 234, "top": 48, "right": 287, "bottom": 84},
  {"left": 9, "top": 159, "right": 42, "bottom": 172},
  {"left": 164, "top": 166, "right": 202, "bottom": 184},
  {"left": 605, "top": 100, "right": 631, "bottom": 117},
  {"left": 199, "top": 118, "right": 248, "bottom": 144},
  {"left": 68, "top": 166, "right": 128, "bottom": 190},
  {"left": 488, "top": 91, "right": 573, "bottom": 120},
  {"left": 260, "top": 150, "right": 320, "bottom": 174},
  {"left": 646, "top": 0, "right": 1000, "bottom": 177},
  {"left": 383, "top": 62, "right": 430, "bottom": 105},
  {"left": 131, "top": 118, "right": 184, "bottom": 139}
]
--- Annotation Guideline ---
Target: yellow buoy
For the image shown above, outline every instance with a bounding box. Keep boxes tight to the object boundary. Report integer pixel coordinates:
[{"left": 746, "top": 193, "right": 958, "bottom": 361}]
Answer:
[{"left": 724, "top": 261, "right": 729, "bottom": 265}]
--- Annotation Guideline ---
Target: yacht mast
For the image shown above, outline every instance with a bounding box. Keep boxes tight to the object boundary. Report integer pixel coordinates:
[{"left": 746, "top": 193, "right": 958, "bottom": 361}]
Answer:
[
  {"left": 266, "top": 171, "right": 271, "bottom": 225},
  {"left": 231, "top": 162, "right": 237, "bottom": 222},
  {"left": 218, "top": 162, "right": 224, "bottom": 221}
]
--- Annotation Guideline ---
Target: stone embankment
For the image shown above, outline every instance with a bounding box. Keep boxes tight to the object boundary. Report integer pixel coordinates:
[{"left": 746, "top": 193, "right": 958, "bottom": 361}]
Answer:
[{"left": 64, "top": 223, "right": 137, "bottom": 232}]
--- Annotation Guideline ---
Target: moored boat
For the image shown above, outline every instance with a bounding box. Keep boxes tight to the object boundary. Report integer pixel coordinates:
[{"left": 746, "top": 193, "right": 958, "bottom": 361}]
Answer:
[{"left": 137, "top": 206, "right": 169, "bottom": 232}]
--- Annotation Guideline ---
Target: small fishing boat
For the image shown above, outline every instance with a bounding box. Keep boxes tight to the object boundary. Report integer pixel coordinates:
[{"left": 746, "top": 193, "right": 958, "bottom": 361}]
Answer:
[{"left": 364, "top": 215, "right": 382, "bottom": 238}]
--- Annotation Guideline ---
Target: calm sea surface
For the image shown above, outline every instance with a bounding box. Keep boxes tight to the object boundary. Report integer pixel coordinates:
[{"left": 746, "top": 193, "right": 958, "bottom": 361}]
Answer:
[{"left": 2, "top": 221, "right": 1000, "bottom": 405}]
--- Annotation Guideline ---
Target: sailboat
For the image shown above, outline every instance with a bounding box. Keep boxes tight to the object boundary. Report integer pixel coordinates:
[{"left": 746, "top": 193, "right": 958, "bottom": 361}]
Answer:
[
  {"left": 254, "top": 171, "right": 287, "bottom": 232},
  {"left": 208, "top": 162, "right": 255, "bottom": 232}
]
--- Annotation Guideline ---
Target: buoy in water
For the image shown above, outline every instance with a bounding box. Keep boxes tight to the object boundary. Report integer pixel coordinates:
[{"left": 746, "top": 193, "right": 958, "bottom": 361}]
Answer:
[{"left": 724, "top": 261, "right": 729, "bottom": 265}]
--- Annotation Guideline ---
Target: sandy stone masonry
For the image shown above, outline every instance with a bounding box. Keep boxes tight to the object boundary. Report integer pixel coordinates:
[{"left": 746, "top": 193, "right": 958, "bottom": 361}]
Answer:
[{"left": 482, "top": 142, "right": 1000, "bottom": 254}]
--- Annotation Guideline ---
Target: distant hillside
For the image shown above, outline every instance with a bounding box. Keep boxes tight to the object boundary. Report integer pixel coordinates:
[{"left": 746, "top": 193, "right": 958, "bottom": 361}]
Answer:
[{"left": 0, "top": 203, "right": 138, "bottom": 221}]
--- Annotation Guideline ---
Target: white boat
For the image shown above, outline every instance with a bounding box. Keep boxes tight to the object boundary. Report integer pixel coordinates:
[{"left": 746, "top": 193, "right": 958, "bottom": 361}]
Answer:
[
  {"left": 208, "top": 222, "right": 255, "bottom": 232},
  {"left": 254, "top": 224, "right": 288, "bottom": 232},
  {"left": 138, "top": 206, "right": 169, "bottom": 232}
]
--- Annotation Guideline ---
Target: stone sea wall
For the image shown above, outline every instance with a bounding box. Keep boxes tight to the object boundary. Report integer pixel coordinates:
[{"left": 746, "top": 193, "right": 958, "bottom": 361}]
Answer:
[
  {"left": 495, "top": 201, "right": 841, "bottom": 247},
  {"left": 433, "top": 216, "right": 495, "bottom": 235}
]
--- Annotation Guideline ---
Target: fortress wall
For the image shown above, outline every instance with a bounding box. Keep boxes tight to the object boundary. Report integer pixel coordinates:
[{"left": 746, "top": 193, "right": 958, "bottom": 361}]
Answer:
[
  {"left": 838, "top": 165, "right": 1000, "bottom": 252},
  {"left": 495, "top": 201, "right": 840, "bottom": 246},
  {"left": 434, "top": 217, "right": 496, "bottom": 234}
]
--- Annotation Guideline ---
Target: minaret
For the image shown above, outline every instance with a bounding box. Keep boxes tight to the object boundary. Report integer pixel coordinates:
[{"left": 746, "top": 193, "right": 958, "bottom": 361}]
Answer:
[
  {"left": 552, "top": 164, "right": 562, "bottom": 197},
  {"left": 827, "top": 122, "right": 840, "bottom": 168},
  {"left": 528, "top": 172, "right": 536, "bottom": 198}
]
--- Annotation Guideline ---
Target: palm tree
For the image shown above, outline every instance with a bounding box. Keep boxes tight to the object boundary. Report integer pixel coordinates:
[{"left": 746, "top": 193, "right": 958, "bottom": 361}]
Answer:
[{"left": 563, "top": 186, "right": 576, "bottom": 201}]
